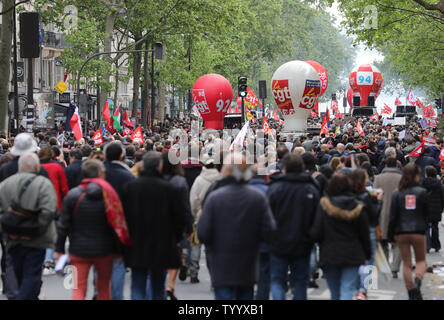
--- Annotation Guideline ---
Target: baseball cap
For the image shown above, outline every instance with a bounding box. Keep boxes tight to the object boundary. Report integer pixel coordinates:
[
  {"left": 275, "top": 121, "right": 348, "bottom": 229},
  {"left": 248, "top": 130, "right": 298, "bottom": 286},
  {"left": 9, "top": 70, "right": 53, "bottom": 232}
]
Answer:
[{"left": 10, "top": 133, "right": 37, "bottom": 156}]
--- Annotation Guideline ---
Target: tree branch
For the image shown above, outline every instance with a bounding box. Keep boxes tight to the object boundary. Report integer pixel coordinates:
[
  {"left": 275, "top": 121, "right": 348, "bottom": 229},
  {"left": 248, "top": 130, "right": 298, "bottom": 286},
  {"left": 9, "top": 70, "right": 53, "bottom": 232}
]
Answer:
[{"left": 411, "top": 0, "right": 444, "bottom": 14}]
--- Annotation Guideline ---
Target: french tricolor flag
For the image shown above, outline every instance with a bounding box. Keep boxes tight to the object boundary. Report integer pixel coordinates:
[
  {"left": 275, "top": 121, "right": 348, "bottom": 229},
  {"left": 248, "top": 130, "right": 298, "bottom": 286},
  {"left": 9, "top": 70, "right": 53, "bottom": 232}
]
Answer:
[{"left": 68, "top": 104, "right": 83, "bottom": 141}]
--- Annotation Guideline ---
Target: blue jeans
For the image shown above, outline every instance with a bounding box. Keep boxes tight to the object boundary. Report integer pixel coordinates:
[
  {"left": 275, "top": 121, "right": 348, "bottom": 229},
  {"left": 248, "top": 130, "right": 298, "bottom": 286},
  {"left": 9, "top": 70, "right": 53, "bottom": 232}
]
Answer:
[
  {"left": 323, "top": 265, "right": 360, "bottom": 300},
  {"left": 214, "top": 286, "right": 254, "bottom": 300},
  {"left": 426, "top": 222, "right": 441, "bottom": 251},
  {"left": 44, "top": 248, "right": 54, "bottom": 264},
  {"left": 131, "top": 267, "right": 166, "bottom": 300},
  {"left": 8, "top": 245, "right": 45, "bottom": 300},
  {"left": 358, "top": 227, "right": 377, "bottom": 294},
  {"left": 111, "top": 259, "right": 126, "bottom": 300},
  {"left": 270, "top": 254, "right": 310, "bottom": 300},
  {"left": 255, "top": 252, "right": 270, "bottom": 300}
]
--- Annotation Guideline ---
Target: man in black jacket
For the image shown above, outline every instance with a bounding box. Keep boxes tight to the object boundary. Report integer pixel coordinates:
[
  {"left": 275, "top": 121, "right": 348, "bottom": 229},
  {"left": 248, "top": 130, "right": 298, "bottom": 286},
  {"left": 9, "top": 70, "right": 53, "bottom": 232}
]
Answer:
[
  {"left": 64, "top": 149, "right": 83, "bottom": 189},
  {"left": 122, "top": 152, "right": 186, "bottom": 300},
  {"left": 103, "top": 142, "right": 135, "bottom": 300},
  {"left": 197, "top": 153, "right": 276, "bottom": 300},
  {"left": 267, "top": 153, "right": 320, "bottom": 300}
]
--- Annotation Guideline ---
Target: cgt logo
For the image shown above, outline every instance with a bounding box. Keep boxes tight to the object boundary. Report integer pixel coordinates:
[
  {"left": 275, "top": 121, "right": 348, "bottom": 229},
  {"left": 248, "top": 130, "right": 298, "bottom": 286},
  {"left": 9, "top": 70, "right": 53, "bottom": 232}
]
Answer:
[
  {"left": 299, "top": 80, "right": 321, "bottom": 109},
  {"left": 272, "top": 80, "right": 294, "bottom": 113}
]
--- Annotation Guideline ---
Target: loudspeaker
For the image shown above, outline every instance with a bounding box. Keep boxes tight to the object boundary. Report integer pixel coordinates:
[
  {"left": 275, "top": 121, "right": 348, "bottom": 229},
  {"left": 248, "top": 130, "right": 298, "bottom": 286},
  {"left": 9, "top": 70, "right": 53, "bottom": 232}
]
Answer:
[
  {"left": 20, "top": 12, "right": 40, "bottom": 59},
  {"left": 258, "top": 80, "right": 267, "bottom": 100},
  {"left": 367, "top": 96, "right": 375, "bottom": 106},
  {"left": 353, "top": 96, "right": 360, "bottom": 106},
  {"left": 396, "top": 106, "right": 405, "bottom": 113},
  {"left": 406, "top": 106, "right": 416, "bottom": 113}
]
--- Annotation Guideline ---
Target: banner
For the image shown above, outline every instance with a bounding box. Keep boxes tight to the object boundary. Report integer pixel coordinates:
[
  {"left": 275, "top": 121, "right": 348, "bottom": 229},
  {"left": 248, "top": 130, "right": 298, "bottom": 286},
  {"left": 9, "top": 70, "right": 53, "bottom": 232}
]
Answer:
[{"left": 394, "top": 117, "right": 406, "bottom": 126}]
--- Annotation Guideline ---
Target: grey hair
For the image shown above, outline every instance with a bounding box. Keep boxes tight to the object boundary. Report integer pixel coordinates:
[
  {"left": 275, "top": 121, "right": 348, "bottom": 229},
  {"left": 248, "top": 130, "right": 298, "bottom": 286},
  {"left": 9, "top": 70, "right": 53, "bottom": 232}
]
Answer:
[
  {"left": 142, "top": 151, "right": 163, "bottom": 174},
  {"left": 385, "top": 147, "right": 396, "bottom": 158},
  {"left": 18, "top": 153, "right": 40, "bottom": 172},
  {"left": 81, "top": 159, "right": 105, "bottom": 178}
]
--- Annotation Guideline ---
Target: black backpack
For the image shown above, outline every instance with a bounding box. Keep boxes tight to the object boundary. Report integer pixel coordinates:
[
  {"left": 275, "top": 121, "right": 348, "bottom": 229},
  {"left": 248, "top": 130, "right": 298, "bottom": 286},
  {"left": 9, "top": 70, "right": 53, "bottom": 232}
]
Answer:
[{"left": 1, "top": 175, "right": 41, "bottom": 240}]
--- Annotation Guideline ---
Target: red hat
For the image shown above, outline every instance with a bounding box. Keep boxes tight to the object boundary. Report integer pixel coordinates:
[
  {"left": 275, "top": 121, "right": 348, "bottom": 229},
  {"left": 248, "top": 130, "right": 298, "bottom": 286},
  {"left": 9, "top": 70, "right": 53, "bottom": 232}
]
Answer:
[{"left": 440, "top": 162, "right": 444, "bottom": 168}]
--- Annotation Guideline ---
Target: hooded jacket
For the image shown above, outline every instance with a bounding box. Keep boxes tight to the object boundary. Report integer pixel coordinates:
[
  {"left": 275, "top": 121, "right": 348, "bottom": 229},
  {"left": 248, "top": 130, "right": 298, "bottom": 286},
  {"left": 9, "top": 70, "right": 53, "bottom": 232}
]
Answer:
[
  {"left": 310, "top": 195, "right": 371, "bottom": 267},
  {"left": 267, "top": 173, "right": 320, "bottom": 259},
  {"left": 421, "top": 177, "right": 444, "bottom": 223}
]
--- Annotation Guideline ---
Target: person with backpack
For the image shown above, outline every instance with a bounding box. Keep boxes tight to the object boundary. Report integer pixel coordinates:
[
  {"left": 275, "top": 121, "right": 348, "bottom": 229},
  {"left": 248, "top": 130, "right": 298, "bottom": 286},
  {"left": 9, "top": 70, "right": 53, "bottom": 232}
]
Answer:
[{"left": 0, "top": 153, "right": 58, "bottom": 300}]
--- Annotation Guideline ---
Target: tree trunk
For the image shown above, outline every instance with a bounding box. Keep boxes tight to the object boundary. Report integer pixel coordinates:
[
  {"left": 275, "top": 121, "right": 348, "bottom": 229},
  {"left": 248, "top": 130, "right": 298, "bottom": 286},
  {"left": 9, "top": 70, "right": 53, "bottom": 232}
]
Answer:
[
  {"left": 179, "top": 91, "right": 184, "bottom": 113},
  {"left": 131, "top": 37, "right": 142, "bottom": 120},
  {"left": 141, "top": 39, "right": 149, "bottom": 128},
  {"left": 0, "top": 0, "right": 14, "bottom": 135},
  {"left": 157, "top": 44, "right": 166, "bottom": 123}
]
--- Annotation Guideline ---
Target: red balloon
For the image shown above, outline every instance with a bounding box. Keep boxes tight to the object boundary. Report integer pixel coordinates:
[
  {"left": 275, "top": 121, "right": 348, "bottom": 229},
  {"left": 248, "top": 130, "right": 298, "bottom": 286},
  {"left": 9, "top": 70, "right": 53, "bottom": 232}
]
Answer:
[
  {"left": 347, "top": 87, "right": 353, "bottom": 109},
  {"left": 305, "top": 61, "right": 328, "bottom": 97},
  {"left": 192, "top": 74, "right": 233, "bottom": 130},
  {"left": 349, "top": 64, "right": 383, "bottom": 106}
]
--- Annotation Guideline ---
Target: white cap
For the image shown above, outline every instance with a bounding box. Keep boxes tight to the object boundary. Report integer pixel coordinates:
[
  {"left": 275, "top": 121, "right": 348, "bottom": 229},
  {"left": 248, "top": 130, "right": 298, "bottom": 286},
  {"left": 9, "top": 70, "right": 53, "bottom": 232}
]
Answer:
[{"left": 10, "top": 133, "right": 37, "bottom": 156}]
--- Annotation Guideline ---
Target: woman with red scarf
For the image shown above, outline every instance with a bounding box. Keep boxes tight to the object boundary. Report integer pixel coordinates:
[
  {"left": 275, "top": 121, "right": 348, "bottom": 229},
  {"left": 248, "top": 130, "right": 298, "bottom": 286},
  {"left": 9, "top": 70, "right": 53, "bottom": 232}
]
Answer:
[{"left": 54, "top": 160, "right": 131, "bottom": 300}]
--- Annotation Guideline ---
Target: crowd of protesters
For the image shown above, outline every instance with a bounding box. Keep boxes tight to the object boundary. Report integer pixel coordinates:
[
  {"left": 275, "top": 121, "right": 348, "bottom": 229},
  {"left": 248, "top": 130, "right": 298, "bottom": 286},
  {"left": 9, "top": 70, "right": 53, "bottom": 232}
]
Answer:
[{"left": 0, "top": 111, "right": 442, "bottom": 301}]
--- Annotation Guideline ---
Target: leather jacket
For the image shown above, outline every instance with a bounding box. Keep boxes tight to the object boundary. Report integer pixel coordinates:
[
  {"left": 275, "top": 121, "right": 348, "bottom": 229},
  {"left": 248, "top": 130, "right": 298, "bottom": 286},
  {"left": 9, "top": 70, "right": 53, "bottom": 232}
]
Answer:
[{"left": 388, "top": 185, "right": 429, "bottom": 241}]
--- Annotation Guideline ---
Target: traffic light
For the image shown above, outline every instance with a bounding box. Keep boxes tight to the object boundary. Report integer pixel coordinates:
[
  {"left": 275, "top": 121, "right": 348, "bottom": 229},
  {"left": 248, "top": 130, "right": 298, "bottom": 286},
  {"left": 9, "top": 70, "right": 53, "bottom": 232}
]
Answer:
[
  {"left": 435, "top": 98, "right": 442, "bottom": 109},
  {"left": 238, "top": 76, "right": 247, "bottom": 98}
]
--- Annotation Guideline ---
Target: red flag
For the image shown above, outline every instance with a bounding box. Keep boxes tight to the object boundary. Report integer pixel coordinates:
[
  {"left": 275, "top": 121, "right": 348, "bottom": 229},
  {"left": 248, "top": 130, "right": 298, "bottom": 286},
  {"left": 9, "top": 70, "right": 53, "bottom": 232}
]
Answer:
[
  {"left": 416, "top": 98, "right": 424, "bottom": 109},
  {"left": 394, "top": 97, "right": 402, "bottom": 106},
  {"left": 335, "top": 109, "right": 343, "bottom": 119},
  {"left": 245, "top": 87, "right": 259, "bottom": 109},
  {"left": 310, "top": 110, "right": 317, "bottom": 118},
  {"left": 92, "top": 128, "right": 103, "bottom": 145},
  {"left": 122, "top": 110, "right": 134, "bottom": 130},
  {"left": 69, "top": 106, "right": 83, "bottom": 141},
  {"left": 407, "top": 90, "right": 417, "bottom": 105},
  {"left": 122, "top": 127, "right": 132, "bottom": 136},
  {"left": 320, "top": 113, "right": 329, "bottom": 136},
  {"left": 130, "top": 126, "right": 144, "bottom": 144},
  {"left": 273, "top": 110, "right": 280, "bottom": 121},
  {"left": 64, "top": 69, "right": 70, "bottom": 82},
  {"left": 357, "top": 121, "right": 365, "bottom": 136},
  {"left": 331, "top": 100, "right": 339, "bottom": 112},
  {"left": 262, "top": 116, "right": 271, "bottom": 134},
  {"left": 439, "top": 148, "right": 444, "bottom": 161},
  {"left": 406, "top": 142, "right": 425, "bottom": 158},
  {"left": 370, "top": 113, "right": 379, "bottom": 120},
  {"left": 422, "top": 105, "right": 436, "bottom": 118},
  {"left": 259, "top": 99, "right": 263, "bottom": 110},
  {"left": 381, "top": 104, "right": 392, "bottom": 115},
  {"left": 102, "top": 100, "right": 111, "bottom": 122}
]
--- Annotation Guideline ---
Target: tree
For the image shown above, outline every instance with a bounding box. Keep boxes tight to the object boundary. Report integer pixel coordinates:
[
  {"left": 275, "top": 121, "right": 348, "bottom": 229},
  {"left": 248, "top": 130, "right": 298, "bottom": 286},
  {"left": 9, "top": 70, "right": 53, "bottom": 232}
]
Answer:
[
  {"left": 0, "top": 0, "right": 15, "bottom": 134},
  {"left": 329, "top": 0, "right": 444, "bottom": 98}
]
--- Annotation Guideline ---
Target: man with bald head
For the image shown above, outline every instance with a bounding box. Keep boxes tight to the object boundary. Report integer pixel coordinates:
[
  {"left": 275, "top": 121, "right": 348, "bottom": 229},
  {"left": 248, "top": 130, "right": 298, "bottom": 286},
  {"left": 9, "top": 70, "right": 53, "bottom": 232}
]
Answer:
[{"left": 197, "top": 153, "right": 276, "bottom": 300}]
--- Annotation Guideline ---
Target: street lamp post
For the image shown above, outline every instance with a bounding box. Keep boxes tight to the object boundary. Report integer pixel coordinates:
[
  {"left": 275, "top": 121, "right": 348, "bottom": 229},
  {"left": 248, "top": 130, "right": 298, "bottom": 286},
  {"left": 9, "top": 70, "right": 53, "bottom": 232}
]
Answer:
[{"left": 77, "top": 44, "right": 163, "bottom": 136}]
